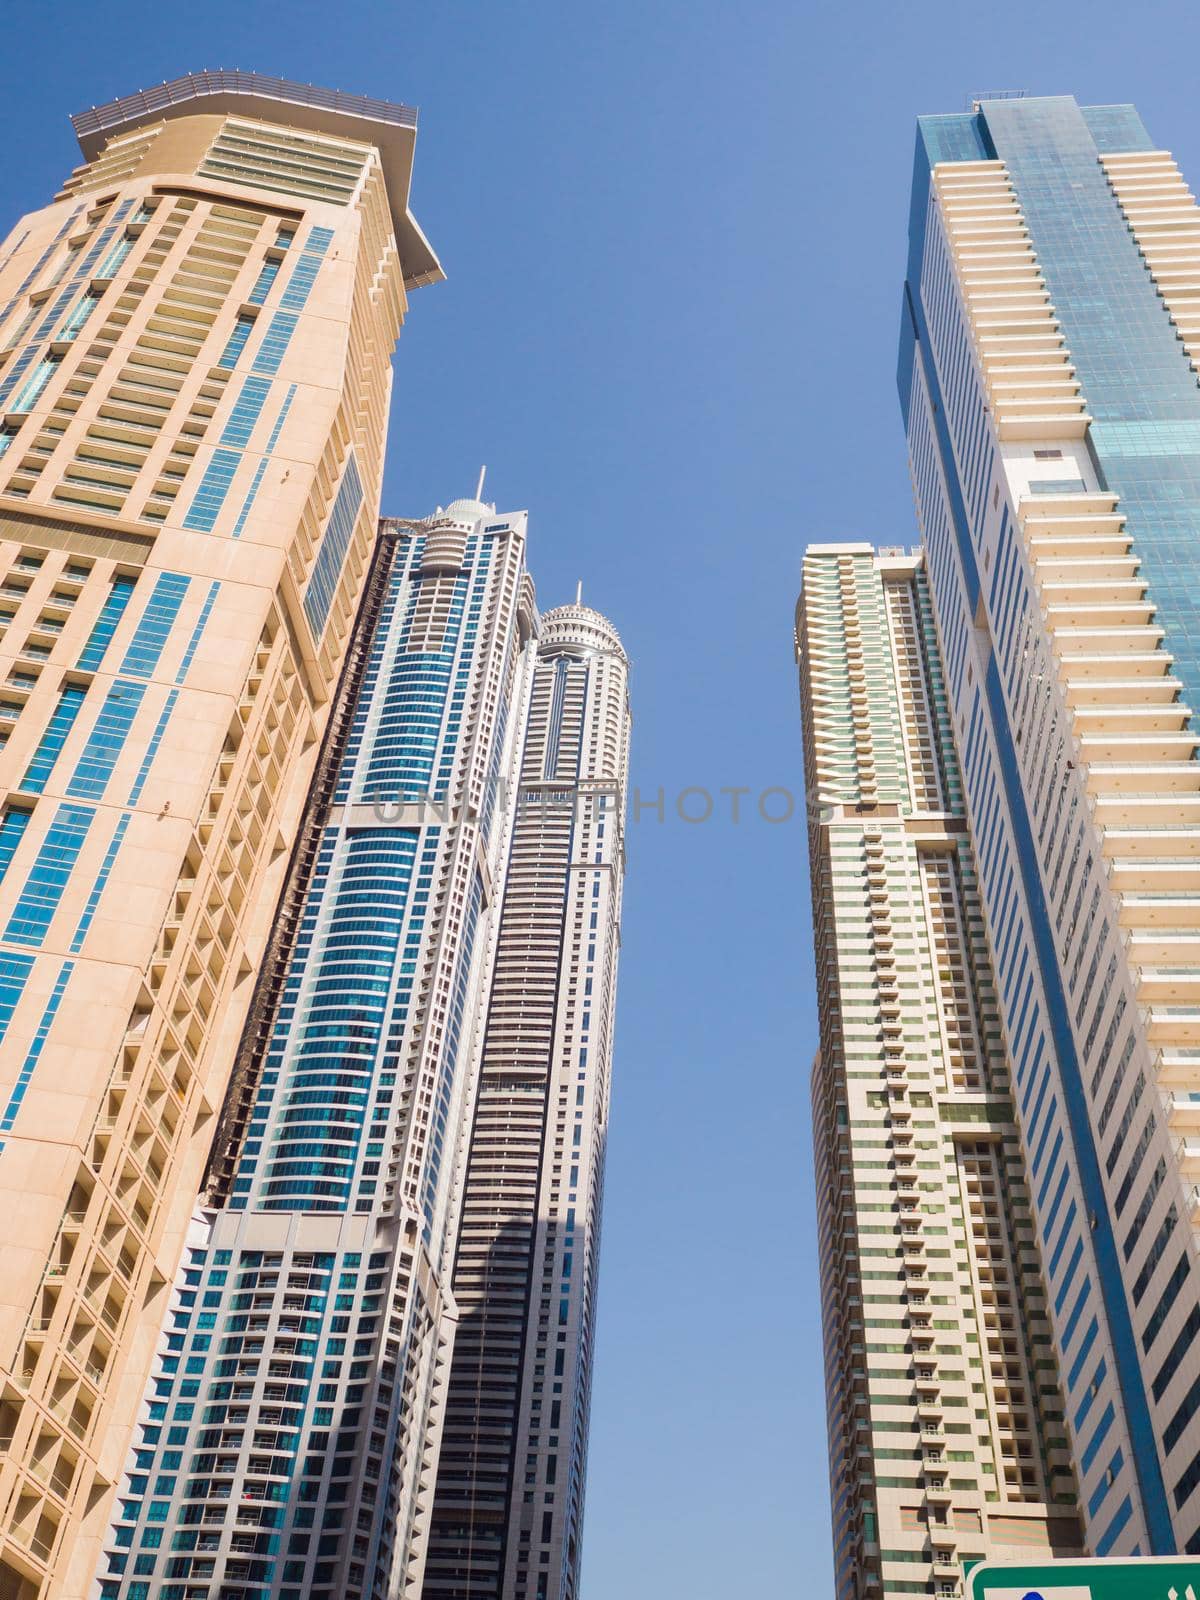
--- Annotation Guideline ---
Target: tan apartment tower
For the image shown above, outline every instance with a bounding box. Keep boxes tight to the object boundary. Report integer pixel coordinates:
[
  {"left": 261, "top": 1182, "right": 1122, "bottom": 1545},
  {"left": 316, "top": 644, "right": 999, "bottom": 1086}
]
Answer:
[
  {"left": 797, "top": 545, "right": 1082, "bottom": 1600},
  {"left": 0, "top": 72, "right": 440, "bottom": 1600}
]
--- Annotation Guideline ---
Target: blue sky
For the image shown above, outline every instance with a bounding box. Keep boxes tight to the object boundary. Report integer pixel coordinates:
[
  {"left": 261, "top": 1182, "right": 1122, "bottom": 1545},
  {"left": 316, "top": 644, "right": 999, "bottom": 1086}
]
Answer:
[{"left": 10, "top": 1, "right": 1200, "bottom": 1593}]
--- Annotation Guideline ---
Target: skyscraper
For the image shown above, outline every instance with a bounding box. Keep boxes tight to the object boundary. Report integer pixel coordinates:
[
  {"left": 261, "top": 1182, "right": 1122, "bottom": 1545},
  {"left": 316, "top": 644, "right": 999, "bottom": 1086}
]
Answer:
[
  {"left": 92, "top": 505, "right": 629, "bottom": 1600},
  {"left": 0, "top": 73, "right": 440, "bottom": 1600},
  {"left": 798, "top": 543, "right": 1082, "bottom": 1600},
  {"left": 423, "top": 600, "right": 629, "bottom": 1600},
  {"left": 91, "top": 499, "right": 537, "bottom": 1600},
  {"left": 899, "top": 93, "right": 1200, "bottom": 1557}
]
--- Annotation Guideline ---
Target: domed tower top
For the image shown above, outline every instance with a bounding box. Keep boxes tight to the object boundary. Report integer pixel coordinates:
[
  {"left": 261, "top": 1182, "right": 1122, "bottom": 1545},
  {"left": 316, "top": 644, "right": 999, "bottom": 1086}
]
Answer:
[
  {"left": 435, "top": 496, "right": 493, "bottom": 527},
  {"left": 420, "top": 470, "right": 497, "bottom": 574},
  {"left": 540, "top": 589, "right": 626, "bottom": 663}
]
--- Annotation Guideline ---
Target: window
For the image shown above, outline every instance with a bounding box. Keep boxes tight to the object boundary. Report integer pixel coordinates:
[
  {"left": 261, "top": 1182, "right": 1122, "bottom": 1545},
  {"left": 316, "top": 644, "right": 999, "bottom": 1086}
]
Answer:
[
  {"left": 303, "top": 453, "right": 363, "bottom": 637},
  {"left": 1030, "top": 477, "right": 1086, "bottom": 494},
  {"left": 0, "top": 807, "right": 31, "bottom": 883},
  {"left": 216, "top": 315, "right": 255, "bottom": 370},
  {"left": 247, "top": 258, "right": 280, "bottom": 306},
  {"left": 4, "top": 802, "right": 94, "bottom": 946},
  {"left": 11, "top": 354, "right": 59, "bottom": 413},
  {"left": 20, "top": 683, "right": 86, "bottom": 793},
  {"left": 120, "top": 572, "right": 189, "bottom": 676},
  {"left": 66, "top": 679, "right": 146, "bottom": 798},
  {"left": 77, "top": 574, "right": 135, "bottom": 671}
]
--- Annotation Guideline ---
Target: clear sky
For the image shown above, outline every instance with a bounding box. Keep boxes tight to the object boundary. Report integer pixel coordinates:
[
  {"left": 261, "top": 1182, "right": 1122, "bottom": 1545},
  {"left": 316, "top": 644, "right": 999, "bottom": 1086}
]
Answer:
[{"left": 8, "top": 1, "right": 1200, "bottom": 1593}]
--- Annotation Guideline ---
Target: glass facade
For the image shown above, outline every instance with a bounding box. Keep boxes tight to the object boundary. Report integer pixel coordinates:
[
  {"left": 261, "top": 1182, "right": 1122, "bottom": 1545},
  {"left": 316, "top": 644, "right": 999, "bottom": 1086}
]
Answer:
[
  {"left": 899, "top": 93, "right": 1200, "bottom": 1559},
  {"left": 983, "top": 97, "right": 1200, "bottom": 730},
  {"left": 99, "top": 511, "right": 539, "bottom": 1600}
]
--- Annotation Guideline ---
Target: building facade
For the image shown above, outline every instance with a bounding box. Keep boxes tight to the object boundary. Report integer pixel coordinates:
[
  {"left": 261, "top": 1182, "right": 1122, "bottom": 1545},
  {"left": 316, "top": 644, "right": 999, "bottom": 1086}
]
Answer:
[
  {"left": 898, "top": 92, "right": 1200, "bottom": 1557},
  {"left": 0, "top": 73, "right": 440, "bottom": 1600},
  {"left": 422, "top": 601, "right": 629, "bottom": 1600},
  {"left": 92, "top": 510, "right": 628, "bottom": 1600},
  {"left": 91, "top": 499, "right": 538, "bottom": 1600},
  {"left": 798, "top": 544, "right": 1082, "bottom": 1600}
]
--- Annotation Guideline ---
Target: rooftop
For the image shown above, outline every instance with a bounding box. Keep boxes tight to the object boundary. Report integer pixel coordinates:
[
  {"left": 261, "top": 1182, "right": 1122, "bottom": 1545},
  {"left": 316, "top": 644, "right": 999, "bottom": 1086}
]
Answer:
[{"left": 71, "top": 69, "right": 442, "bottom": 289}]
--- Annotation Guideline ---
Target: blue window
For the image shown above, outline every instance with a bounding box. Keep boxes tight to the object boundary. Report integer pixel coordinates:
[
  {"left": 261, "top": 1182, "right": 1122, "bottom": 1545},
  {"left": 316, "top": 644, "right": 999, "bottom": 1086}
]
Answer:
[
  {"left": 231, "top": 387, "right": 297, "bottom": 539},
  {"left": 1, "top": 960, "right": 74, "bottom": 1134},
  {"left": 70, "top": 813, "right": 130, "bottom": 952},
  {"left": 11, "top": 355, "right": 58, "bottom": 413},
  {"left": 127, "top": 690, "right": 177, "bottom": 805},
  {"left": 216, "top": 315, "right": 255, "bottom": 370},
  {"left": 182, "top": 450, "right": 240, "bottom": 533},
  {"left": 251, "top": 312, "right": 298, "bottom": 376},
  {"left": 303, "top": 225, "right": 335, "bottom": 256},
  {"left": 176, "top": 582, "right": 219, "bottom": 684},
  {"left": 220, "top": 377, "right": 270, "bottom": 447},
  {"left": 4, "top": 802, "right": 94, "bottom": 946},
  {"left": 255, "top": 830, "right": 416, "bottom": 1212},
  {"left": 57, "top": 290, "right": 99, "bottom": 342},
  {"left": 66, "top": 679, "right": 146, "bottom": 798},
  {"left": 304, "top": 453, "right": 363, "bottom": 637},
  {"left": 230, "top": 460, "right": 268, "bottom": 538},
  {"left": 1081, "top": 1402, "right": 1115, "bottom": 1474},
  {"left": 76, "top": 574, "right": 135, "bottom": 671},
  {"left": 120, "top": 573, "right": 189, "bottom": 675},
  {"left": 20, "top": 684, "right": 86, "bottom": 794},
  {"left": 0, "top": 952, "right": 33, "bottom": 1045},
  {"left": 247, "top": 258, "right": 280, "bottom": 306},
  {"left": 0, "top": 807, "right": 30, "bottom": 883},
  {"left": 96, "top": 234, "right": 133, "bottom": 279},
  {"left": 1096, "top": 1492, "right": 1133, "bottom": 1555},
  {"left": 280, "top": 254, "right": 321, "bottom": 309}
]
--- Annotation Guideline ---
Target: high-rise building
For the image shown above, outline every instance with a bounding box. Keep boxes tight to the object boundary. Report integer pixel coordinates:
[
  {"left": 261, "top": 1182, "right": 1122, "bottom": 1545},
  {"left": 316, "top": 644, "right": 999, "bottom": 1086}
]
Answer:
[
  {"left": 92, "top": 499, "right": 539, "bottom": 1600},
  {"left": 92, "top": 504, "right": 629, "bottom": 1600},
  {"left": 0, "top": 73, "right": 440, "bottom": 1600},
  {"left": 797, "top": 544, "right": 1083, "bottom": 1600},
  {"left": 423, "top": 600, "right": 629, "bottom": 1600},
  {"left": 898, "top": 92, "right": 1200, "bottom": 1558}
]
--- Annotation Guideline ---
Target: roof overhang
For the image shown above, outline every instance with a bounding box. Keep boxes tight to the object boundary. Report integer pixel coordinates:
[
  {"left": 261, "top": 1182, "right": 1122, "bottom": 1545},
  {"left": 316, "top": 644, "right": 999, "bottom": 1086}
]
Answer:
[{"left": 71, "top": 70, "right": 443, "bottom": 289}]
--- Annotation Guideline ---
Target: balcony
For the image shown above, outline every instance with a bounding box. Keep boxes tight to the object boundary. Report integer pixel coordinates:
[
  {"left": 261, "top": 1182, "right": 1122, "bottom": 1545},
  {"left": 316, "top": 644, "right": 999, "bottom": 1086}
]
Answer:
[
  {"left": 1119, "top": 894, "right": 1200, "bottom": 931},
  {"left": 1043, "top": 592, "right": 1145, "bottom": 627},
  {"left": 1135, "top": 967, "right": 1200, "bottom": 1006},
  {"left": 1149, "top": 1008, "right": 1200, "bottom": 1048},
  {"left": 1095, "top": 792, "right": 1200, "bottom": 830},
  {"left": 1084, "top": 749, "right": 1200, "bottom": 788},
  {"left": 1088, "top": 732, "right": 1196, "bottom": 768},
  {"left": 1162, "top": 1093, "right": 1200, "bottom": 1135},
  {"left": 1120, "top": 857, "right": 1200, "bottom": 896},
  {"left": 1154, "top": 1046, "right": 1200, "bottom": 1089},
  {"left": 1076, "top": 669, "right": 1188, "bottom": 713}
]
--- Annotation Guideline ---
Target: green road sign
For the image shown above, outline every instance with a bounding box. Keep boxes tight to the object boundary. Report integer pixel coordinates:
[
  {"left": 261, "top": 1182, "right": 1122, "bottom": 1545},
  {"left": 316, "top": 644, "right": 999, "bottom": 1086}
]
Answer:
[{"left": 967, "top": 1557, "right": 1200, "bottom": 1600}]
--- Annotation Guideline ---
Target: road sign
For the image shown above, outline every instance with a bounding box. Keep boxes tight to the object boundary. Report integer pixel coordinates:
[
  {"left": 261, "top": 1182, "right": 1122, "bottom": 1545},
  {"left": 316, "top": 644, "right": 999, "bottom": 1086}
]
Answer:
[{"left": 967, "top": 1557, "right": 1200, "bottom": 1600}]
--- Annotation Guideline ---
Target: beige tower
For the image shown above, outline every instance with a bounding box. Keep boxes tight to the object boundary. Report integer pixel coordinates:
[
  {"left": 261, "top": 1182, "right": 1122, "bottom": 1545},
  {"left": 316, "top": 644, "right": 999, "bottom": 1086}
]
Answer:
[
  {"left": 798, "top": 544, "right": 1083, "bottom": 1600},
  {"left": 0, "top": 73, "right": 440, "bottom": 1600}
]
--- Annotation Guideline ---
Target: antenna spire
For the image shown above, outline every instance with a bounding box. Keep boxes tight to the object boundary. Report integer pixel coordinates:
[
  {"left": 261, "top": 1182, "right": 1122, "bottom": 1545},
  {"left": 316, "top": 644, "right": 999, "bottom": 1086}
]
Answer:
[
  {"left": 475, "top": 464, "right": 487, "bottom": 501},
  {"left": 575, "top": 580, "right": 583, "bottom": 606}
]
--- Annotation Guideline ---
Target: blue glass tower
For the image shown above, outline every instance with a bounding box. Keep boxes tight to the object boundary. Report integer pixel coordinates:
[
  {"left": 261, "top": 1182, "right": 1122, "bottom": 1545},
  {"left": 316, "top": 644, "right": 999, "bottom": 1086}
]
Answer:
[
  {"left": 900, "top": 95, "right": 1200, "bottom": 1557},
  {"left": 95, "top": 501, "right": 541, "bottom": 1600}
]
